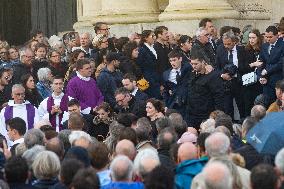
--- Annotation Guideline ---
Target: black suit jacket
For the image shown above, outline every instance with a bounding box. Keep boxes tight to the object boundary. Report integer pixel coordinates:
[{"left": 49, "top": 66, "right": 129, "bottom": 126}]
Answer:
[
  {"left": 258, "top": 39, "right": 284, "bottom": 78},
  {"left": 134, "top": 89, "right": 149, "bottom": 102},
  {"left": 215, "top": 45, "right": 248, "bottom": 79}
]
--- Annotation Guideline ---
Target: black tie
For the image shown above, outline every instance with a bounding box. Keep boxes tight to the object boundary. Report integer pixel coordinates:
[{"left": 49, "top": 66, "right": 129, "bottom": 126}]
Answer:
[
  {"left": 176, "top": 71, "right": 180, "bottom": 83},
  {"left": 228, "top": 50, "right": 233, "bottom": 65},
  {"left": 269, "top": 45, "right": 275, "bottom": 54}
]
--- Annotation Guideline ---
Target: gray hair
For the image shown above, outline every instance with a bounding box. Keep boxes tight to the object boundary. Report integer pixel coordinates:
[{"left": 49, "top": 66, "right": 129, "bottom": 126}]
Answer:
[
  {"left": 155, "top": 117, "right": 173, "bottom": 133},
  {"left": 22, "top": 145, "right": 45, "bottom": 168},
  {"left": 222, "top": 31, "right": 239, "bottom": 42},
  {"left": 104, "top": 121, "right": 125, "bottom": 153},
  {"left": 203, "top": 162, "right": 233, "bottom": 189},
  {"left": 58, "top": 129, "right": 72, "bottom": 151},
  {"left": 133, "top": 148, "right": 160, "bottom": 179},
  {"left": 32, "top": 150, "right": 60, "bottom": 179},
  {"left": 24, "top": 129, "right": 45, "bottom": 149},
  {"left": 110, "top": 155, "right": 134, "bottom": 181},
  {"left": 200, "top": 119, "right": 216, "bottom": 133},
  {"left": 12, "top": 84, "right": 25, "bottom": 93},
  {"left": 19, "top": 47, "right": 32, "bottom": 61},
  {"left": 250, "top": 105, "right": 266, "bottom": 121},
  {"left": 275, "top": 148, "right": 284, "bottom": 175},
  {"left": 209, "top": 157, "right": 243, "bottom": 189},
  {"left": 37, "top": 67, "right": 51, "bottom": 81},
  {"left": 205, "top": 132, "right": 230, "bottom": 157},
  {"left": 135, "top": 117, "right": 152, "bottom": 142},
  {"left": 68, "top": 131, "right": 92, "bottom": 146},
  {"left": 196, "top": 27, "right": 207, "bottom": 38}
]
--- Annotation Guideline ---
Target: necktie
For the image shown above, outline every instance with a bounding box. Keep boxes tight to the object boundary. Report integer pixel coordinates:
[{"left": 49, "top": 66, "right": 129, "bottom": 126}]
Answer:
[
  {"left": 269, "top": 45, "right": 275, "bottom": 54},
  {"left": 176, "top": 71, "right": 180, "bottom": 83},
  {"left": 228, "top": 50, "right": 233, "bottom": 65}
]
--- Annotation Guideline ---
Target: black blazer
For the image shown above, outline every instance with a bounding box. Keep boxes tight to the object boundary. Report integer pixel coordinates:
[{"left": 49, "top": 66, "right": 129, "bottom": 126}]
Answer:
[
  {"left": 258, "top": 38, "right": 284, "bottom": 77},
  {"left": 215, "top": 45, "right": 248, "bottom": 79}
]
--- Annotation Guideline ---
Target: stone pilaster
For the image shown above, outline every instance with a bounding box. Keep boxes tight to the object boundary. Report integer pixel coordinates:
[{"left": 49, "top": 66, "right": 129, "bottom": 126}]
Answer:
[
  {"left": 159, "top": 0, "right": 239, "bottom": 21},
  {"left": 73, "top": 0, "right": 102, "bottom": 30},
  {"left": 92, "top": 0, "right": 160, "bottom": 24},
  {"left": 228, "top": 0, "right": 271, "bottom": 20}
]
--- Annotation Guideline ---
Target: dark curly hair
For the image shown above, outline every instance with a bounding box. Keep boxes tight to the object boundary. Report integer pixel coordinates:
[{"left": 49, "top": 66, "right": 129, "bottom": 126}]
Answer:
[{"left": 146, "top": 98, "right": 165, "bottom": 113}]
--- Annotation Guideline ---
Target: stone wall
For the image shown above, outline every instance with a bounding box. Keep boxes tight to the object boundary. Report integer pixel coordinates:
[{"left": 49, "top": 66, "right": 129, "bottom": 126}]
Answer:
[{"left": 74, "top": 0, "right": 283, "bottom": 37}]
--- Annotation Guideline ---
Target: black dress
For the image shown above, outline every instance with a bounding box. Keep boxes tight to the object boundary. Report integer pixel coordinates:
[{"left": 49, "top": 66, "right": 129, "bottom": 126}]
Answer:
[{"left": 243, "top": 49, "right": 262, "bottom": 116}]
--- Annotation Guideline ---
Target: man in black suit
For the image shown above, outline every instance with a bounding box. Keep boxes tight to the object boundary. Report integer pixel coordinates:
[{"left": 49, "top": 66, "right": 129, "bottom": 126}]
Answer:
[
  {"left": 191, "top": 27, "right": 216, "bottom": 66},
  {"left": 114, "top": 87, "right": 146, "bottom": 118},
  {"left": 154, "top": 26, "right": 171, "bottom": 77},
  {"left": 199, "top": 18, "right": 217, "bottom": 53},
  {"left": 121, "top": 73, "right": 148, "bottom": 102},
  {"left": 162, "top": 50, "right": 191, "bottom": 118},
  {"left": 258, "top": 26, "right": 284, "bottom": 102},
  {"left": 215, "top": 31, "right": 247, "bottom": 120}
]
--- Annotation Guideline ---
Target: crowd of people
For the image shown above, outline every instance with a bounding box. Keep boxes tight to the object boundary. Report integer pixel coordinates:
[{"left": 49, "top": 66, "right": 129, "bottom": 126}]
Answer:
[{"left": 0, "top": 17, "right": 284, "bottom": 189}]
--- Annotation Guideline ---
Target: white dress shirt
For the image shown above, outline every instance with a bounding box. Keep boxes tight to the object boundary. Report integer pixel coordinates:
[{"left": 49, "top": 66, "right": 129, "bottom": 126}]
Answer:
[{"left": 168, "top": 68, "right": 181, "bottom": 84}]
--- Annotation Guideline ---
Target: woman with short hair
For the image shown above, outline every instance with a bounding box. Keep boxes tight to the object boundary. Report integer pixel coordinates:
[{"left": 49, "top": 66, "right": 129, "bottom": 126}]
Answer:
[
  {"left": 36, "top": 67, "right": 53, "bottom": 99},
  {"left": 32, "top": 151, "right": 60, "bottom": 188}
]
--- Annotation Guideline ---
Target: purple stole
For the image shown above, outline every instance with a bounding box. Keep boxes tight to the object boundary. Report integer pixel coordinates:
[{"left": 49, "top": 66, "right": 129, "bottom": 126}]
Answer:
[
  {"left": 4, "top": 104, "right": 35, "bottom": 130},
  {"left": 47, "top": 94, "right": 69, "bottom": 130}
]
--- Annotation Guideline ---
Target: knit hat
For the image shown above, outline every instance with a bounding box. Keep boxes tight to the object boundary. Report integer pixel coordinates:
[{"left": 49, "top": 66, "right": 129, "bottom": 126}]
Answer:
[{"left": 177, "top": 131, "right": 197, "bottom": 144}]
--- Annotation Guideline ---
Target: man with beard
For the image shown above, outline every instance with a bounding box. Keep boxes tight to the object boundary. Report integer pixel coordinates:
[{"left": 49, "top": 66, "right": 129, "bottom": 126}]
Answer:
[
  {"left": 187, "top": 50, "right": 224, "bottom": 129},
  {"left": 97, "top": 52, "right": 123, "bottom": 108}
]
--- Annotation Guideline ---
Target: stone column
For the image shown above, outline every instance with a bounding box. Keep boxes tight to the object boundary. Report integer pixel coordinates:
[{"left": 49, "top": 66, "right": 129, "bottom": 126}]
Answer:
[
  {"left": 74, "top": 0, "right": 102, "bottom": 31},
  {"left": 93, "top": 0, "right": 160, "bottom": 24},
  {"left": 157, "top": 0, "right": 169, "bottom": 12},
  {"left": 159, "top": 0, "right": 239, "bottom": 21}
]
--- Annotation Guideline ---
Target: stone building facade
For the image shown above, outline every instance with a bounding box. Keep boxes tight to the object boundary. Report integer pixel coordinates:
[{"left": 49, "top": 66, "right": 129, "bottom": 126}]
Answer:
[{"left": 74, "top": 0, "right": 284, "bottom": 37}]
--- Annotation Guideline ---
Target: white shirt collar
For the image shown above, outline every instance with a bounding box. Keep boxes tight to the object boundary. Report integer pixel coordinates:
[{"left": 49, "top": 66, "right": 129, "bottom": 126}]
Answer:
[
  {"left": 144, "top": 43, "right": 157, "bottom": 59},
  {"left": 271, "top": 39, "right": 278, "bottom": 47},
  {"left": 131, "top": 87, "right": 138, "bottom": 96},
  {"left": 12, "top": 138, "right": 24, "bottom": 145},
  {"left": 7, "top": 100, "right": 30, "bottom": 106},
  {"left": 171, "top": 67, "right": 181, "bottom": 73},
  {"left": 52, "top": 92, "right": 64, "bottom": 99},
  {"left": 76, "top": 71, "right": 91, "bottom": 81}
]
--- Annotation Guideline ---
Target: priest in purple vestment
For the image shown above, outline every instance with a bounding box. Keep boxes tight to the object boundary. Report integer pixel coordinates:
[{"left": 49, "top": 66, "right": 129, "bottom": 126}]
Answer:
[
  {"left": 66, "top": 59, "right": 104, "bottom": 110},
  {"left": 0, "top": 84, "right": 39, "bottom": 146}
]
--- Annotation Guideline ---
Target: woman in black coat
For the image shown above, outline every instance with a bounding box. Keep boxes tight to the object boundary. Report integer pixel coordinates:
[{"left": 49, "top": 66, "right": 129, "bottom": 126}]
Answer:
[
  {"left": 136, "top": 30, "right": 161, "bottom": 99},
  {"left": 120, "top": 41, "right": 143, "bottom": 79},
  {"left": 21, "top": 74, "right": 43, "bottom": 107},
  {"left": 243, "top": 29, "right": 263, "bottom": 116}
]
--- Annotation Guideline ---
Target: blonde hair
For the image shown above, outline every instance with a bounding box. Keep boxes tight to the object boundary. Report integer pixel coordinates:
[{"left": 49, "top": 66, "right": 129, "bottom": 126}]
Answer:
[
  {"left": 32, "top": 151, "right": 60, "bottom": 179},
  {"left": 92, "top": 34, "right": 107, "bottom": 48}
]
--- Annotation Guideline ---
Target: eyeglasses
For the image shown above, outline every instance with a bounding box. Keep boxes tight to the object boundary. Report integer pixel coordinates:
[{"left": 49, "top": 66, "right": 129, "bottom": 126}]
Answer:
[
  {"left": 116, "top": 95, "right": 126, "bottom": 103},
  {"left": 24, "top": 55, "right": 34, "bottom": 59},
  {"left": 99, "top": 28, "right": 110, "bottom": 31},
  {"left": 14, "top": 93, "right": 25, "bottom": 97},
  {"left": 0, "top": 51, "right": 7, "bottom": 55}
]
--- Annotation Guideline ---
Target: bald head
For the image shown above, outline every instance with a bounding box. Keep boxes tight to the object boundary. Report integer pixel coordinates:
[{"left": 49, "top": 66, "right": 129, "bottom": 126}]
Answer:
[
  {"left": 178, "top": 142, "right": 198, "bottom": 163},
  {"left": 110, "top": 155, "right": 133, "bottom": 182},
  {"left": 115, "top": 139, "right": 136, "bottom": 160},
  {"left": 203, "top": 162, "right": 233, "bottom": 189}
]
